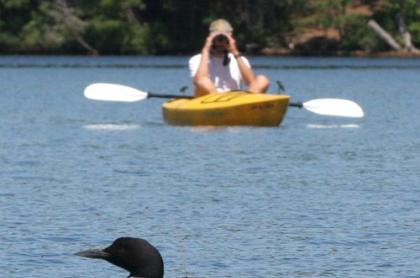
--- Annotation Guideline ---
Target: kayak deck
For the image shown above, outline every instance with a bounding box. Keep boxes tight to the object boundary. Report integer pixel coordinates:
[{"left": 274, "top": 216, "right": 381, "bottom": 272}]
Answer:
[{"left": 162, "top": 92, "right": 290, "bottom": 126}]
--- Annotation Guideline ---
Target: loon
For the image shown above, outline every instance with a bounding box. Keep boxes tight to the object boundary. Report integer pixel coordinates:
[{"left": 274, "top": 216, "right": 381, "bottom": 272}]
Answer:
[{"left": 76, "top": 237, "right": 164, "bottom": 278}]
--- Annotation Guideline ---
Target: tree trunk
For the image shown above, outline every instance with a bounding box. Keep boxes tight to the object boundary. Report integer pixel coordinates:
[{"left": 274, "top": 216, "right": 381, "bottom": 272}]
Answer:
[
  {"left": 54, "top": 0, "right": 98, "bottom": 55},
  {"left": 368, "top": 19, "right": 402, "bottom": 51},
  {"left": 396, "top": 13, "right": 420, "bottom": 53}
]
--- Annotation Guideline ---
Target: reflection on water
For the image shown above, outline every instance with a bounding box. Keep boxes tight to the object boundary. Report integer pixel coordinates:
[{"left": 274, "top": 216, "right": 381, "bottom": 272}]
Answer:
[
  {"left": 83, "top": 123, "right": 141, "bottom": 130},
  {"left": 307, "top": 124, "right": 360, "bottom": 129}
]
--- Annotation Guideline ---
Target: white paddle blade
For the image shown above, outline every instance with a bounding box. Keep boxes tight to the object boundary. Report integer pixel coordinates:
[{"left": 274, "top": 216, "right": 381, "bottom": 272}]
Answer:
[
  {"left": 84, "top": 83, "right": 148, "bottom": 102},
  {"left": 303, "top": 98, "right": 364, "bottom": 118}
]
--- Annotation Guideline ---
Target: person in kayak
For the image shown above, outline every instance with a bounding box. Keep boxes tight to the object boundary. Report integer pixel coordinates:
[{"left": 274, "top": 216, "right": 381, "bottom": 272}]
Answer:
[{"left": 189, "top": 19, "right": 270, "bottom": 97}]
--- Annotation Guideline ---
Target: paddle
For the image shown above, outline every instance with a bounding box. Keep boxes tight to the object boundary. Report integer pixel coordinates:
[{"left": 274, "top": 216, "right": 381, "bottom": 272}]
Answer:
[{"left": 84, "top": 83, "right": 364, "bottom": 118}]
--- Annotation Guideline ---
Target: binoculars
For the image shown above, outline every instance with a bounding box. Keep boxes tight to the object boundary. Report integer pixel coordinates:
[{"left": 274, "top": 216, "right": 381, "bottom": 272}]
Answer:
[{"left": 213, "top": 34, "right": 229, "bottom": 44}]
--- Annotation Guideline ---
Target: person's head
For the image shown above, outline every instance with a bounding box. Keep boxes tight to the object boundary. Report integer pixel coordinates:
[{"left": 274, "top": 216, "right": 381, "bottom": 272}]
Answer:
[
  {"left": 209, "top": 19, "right": 233, "bottom": 35},
  {"left": 209, "top": 19, "right": 232, "bottom": 54}
]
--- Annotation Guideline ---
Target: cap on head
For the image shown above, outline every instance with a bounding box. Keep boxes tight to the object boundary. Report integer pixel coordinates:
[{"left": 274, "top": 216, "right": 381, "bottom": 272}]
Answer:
[{"left": 209, "top": 19, "right": 233, "bottom": 34}]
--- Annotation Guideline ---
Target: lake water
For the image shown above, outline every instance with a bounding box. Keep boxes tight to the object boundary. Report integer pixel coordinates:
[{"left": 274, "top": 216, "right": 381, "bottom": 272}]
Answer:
[{"left": 1, "top": 55, "right": 420, "bottom": 278}]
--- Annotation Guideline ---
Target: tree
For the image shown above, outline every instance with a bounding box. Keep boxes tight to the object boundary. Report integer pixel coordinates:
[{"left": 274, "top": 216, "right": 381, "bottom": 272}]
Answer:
[{"left": 368, "top": 0, "right": 420, "bottom": 52}]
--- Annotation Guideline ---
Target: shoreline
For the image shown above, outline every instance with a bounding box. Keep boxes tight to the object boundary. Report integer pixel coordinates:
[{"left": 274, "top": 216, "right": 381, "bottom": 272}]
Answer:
[
  {"left": 260, "top": 48, "right": 420, "bottom": 58},
  {"left": 1, "top": 50, "right": 420, "bottom": 58}
]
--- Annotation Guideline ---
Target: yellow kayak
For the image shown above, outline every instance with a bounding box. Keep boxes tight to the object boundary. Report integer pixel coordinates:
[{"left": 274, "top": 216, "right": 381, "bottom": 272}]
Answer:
[{"left": 162, "top": 91, "right": 290, "bottom": 126}]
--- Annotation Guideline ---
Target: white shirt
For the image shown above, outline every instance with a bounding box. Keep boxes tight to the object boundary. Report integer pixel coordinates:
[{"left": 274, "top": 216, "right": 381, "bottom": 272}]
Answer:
[{"left": 189, "top": 53, "right": 251, "bottom": 92}]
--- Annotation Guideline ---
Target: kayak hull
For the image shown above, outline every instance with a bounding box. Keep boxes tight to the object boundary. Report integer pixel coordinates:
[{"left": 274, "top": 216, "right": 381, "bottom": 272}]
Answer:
[{"left": 162, "top": 92, "right": 290, "bottom": 126}]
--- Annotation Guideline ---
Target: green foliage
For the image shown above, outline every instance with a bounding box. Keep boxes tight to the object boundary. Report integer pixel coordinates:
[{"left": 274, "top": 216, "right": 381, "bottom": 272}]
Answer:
[
  {"left": 409, "top": 22, "right": 420, "bottom": 44},
  {"left": 0, "top": 32, "right": 19, "bottom": 51},
  {"left": 86, "top": 19, "right": 125, "bottom": 53},
  {"left": 312, "top": 0, "right": 348, "bottom": 30},
  {"left": 20, "top": 3, "right": 65, "bottom": 51},
  {"left": 2, "top": 0, "right": 31, "bottom": 9},
  {"left": 339, "top": 14, "right": 386, "bottom": 52},
  {"left": 0, "top": 0, "right": 419, "bottom": 54}
]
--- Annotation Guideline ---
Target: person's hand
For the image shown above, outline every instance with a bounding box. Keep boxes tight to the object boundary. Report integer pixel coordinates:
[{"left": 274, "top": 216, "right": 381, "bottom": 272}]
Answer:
[{"left": 225, "top": 33, "right": 240, "bottom": 56}]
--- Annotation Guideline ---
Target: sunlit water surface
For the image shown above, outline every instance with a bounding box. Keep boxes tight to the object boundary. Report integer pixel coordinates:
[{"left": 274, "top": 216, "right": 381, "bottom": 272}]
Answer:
[{"left": 1, "top": 56, "right": 420, "bottom": 277}]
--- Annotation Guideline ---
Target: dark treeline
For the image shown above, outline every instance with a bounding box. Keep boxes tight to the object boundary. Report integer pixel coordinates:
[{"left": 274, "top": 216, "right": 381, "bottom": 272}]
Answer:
[{"left": 1, "top": 0, "right": 420, "bottom": 55}]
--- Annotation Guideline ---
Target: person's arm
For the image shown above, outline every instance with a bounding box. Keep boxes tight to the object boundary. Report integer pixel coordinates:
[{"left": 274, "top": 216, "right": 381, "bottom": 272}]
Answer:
[
  {"left": 193, "top": 50, "right": 211, "bottom": 85},
  {"left": 226, "top": 33, "right": 256, "bottom": 87},
  {"left": 192, "top": 33, "right": 219, "bottom": 96}
]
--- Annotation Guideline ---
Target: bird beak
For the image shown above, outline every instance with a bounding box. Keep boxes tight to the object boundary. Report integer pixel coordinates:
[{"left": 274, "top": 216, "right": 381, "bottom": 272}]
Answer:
[{"left": 75, "top": 248, "right": 111, "bottom": 259}]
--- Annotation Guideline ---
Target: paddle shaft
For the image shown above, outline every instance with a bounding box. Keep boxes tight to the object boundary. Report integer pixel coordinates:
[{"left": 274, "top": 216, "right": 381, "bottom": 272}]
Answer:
[
  {"left": 288, "top": 102, "right": 303, "bottom": 108},
  {"left": 149, "top": 92, "right": 193, "bottom": 99}
]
